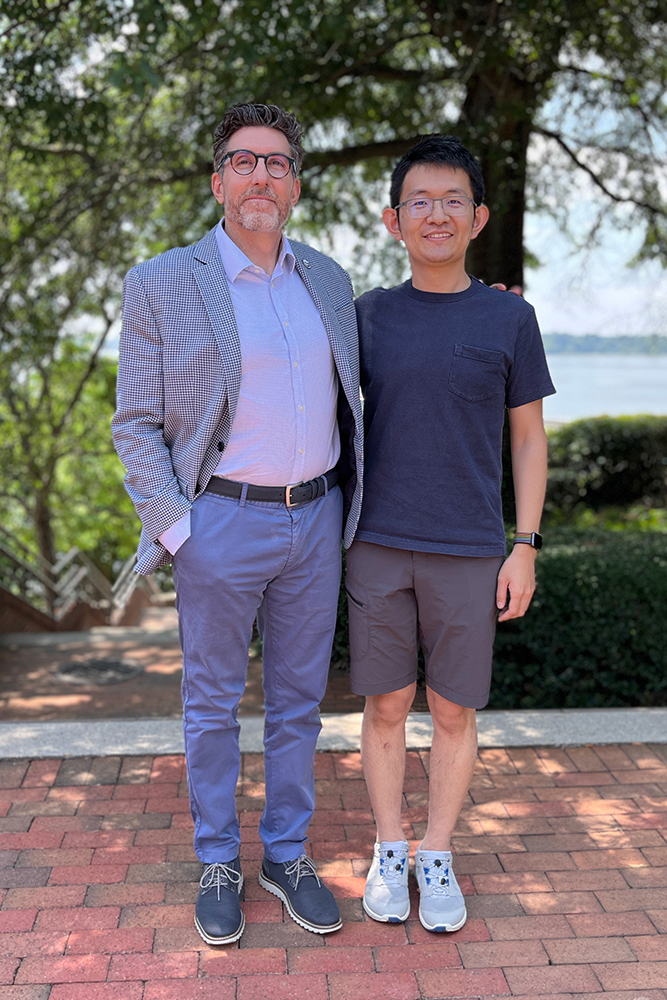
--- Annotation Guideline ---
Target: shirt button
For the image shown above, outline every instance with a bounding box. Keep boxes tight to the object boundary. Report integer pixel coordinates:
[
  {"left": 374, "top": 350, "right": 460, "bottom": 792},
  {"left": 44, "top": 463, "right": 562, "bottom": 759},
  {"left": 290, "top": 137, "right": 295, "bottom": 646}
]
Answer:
[
  {"left": 299, "top": 448, "right": 304, "bottom": 454},
  {"left": 284, "top": 321, "right": 289, "bottom": 327},
  {"left": 299, "top": 405, "right": 304, "bottom": 411},
  {"left": 294, "top": 362, "right": 298, "bottom": 368}
]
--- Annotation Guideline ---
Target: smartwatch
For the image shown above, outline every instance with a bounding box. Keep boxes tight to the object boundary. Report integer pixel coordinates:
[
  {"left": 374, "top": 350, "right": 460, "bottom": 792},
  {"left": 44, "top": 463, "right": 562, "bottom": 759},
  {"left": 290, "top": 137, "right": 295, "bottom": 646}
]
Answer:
[{"left": 513, "top": 532, "right": 543, "bottom": 551}]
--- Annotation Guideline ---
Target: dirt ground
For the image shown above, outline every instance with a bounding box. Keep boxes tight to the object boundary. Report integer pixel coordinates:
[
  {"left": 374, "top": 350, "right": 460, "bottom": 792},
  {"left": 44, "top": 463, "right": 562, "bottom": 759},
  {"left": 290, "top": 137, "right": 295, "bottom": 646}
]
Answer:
[{"left": 0, "top": 607, "right": 428, "bottom": 721}]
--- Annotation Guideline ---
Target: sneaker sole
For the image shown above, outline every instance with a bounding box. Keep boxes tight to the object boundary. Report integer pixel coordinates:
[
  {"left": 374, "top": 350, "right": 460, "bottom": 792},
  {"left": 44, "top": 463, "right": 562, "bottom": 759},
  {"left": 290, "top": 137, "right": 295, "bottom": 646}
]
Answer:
[
  {"left": 259, "top": 870, "right": 342, "bottom": 934},
  {"left": 362, "top": 895, "right": 410, "bottom": 923},
  {"left": 418, "top": 905, "right": 467, "bottom": 933},
  {"left": 194, "top": 873, "right": 245, "bottom": 945}
]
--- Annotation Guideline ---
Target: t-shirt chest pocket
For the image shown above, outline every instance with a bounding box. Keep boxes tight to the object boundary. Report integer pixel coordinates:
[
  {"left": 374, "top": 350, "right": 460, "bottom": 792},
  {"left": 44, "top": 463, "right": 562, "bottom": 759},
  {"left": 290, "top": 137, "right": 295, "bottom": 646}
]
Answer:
[{"left": 448, "top": 343, "right": 505, "bottom": 403}]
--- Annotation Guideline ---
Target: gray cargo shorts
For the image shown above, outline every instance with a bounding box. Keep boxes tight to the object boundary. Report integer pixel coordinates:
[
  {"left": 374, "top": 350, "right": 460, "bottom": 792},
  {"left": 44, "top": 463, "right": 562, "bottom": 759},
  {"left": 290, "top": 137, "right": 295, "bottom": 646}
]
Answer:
[{"left": 346, "top": 540, "right": 504, "bottom": 709}]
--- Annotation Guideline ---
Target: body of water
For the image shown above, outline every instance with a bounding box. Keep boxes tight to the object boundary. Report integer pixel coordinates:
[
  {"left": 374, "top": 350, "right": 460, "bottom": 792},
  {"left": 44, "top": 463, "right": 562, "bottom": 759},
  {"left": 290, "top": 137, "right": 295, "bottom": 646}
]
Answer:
[{"left": 543, "top": 354, "right": 667, "bottom": 423}]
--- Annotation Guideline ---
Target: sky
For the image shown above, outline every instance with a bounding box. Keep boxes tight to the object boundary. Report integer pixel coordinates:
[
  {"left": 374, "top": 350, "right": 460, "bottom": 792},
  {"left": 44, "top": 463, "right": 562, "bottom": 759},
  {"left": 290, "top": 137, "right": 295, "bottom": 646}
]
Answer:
[
  {"left": 523, "top": 214, "right": 667, "bottom": 336},
  {"left": 326, "top": 187, "right": 667, "bottom": 338}
]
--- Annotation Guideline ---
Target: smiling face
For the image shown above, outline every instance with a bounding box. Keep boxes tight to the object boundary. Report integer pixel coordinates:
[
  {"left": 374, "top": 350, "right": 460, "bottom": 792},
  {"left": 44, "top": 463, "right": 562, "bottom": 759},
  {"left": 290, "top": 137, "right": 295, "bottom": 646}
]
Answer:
[
  {"left": 383, "top": 163, "right": 488, "bottom": 289},
  {"left": 211, "top": 125, "right": 301, "bottom": 235}
]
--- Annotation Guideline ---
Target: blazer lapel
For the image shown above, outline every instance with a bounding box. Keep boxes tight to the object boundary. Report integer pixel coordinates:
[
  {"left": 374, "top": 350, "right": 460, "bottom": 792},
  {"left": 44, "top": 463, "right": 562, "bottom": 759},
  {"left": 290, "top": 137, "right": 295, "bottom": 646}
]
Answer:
[
  {"left": 191, "top": 228, "right": 243, "bottom": 426},
  {"left": 292, "top": 254, "right": 354, "bottom": 391}
]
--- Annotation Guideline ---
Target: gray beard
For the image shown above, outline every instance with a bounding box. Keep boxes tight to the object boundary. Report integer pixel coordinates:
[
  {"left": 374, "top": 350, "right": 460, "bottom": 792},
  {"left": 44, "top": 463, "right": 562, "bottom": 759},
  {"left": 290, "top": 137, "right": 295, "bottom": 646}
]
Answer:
[{"left": 237, "top": 202, "right": 287, "bottom": 232}]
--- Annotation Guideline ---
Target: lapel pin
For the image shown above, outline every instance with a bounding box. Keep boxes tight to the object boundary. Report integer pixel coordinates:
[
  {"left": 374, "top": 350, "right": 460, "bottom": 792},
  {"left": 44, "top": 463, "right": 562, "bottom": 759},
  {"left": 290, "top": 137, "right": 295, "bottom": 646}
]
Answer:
[{"left": 302, "top": 258, "right": 312, "bottom": 269}]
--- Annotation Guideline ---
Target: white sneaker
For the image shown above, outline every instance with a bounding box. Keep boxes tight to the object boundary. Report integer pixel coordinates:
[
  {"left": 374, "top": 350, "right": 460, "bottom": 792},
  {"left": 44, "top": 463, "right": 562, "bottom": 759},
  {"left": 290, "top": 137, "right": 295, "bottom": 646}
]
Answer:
[
  {"left": 363, "top": 840, "right": 410, "bottom": 923},
  {"left": 414, "top": 848, "right": 466, "bottom": 932}
]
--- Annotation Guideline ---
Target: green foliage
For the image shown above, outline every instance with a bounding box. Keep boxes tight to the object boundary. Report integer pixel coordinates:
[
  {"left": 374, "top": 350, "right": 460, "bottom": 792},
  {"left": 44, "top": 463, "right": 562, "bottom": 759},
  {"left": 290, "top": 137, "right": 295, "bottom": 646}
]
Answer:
[
  {"left": 491, "top": 529, "right": 667, "bottom": 708},
  {"left": 2, "top": 0, "right": 666, "bottom": 290},
  {"left": 2, "top": 1, "right": 667, "bottom": 582},
  {"left": 332, "top": 530, "right": 667, "bottom": 709},
  {"left": 554, "top": 505, "right": 667, "bottom": 532},
  {"left": 545, "top": 416, "right": 667, "bottom": 515},
  {"left": 0, "top": 353, "right": 135, "bottom": 576}
]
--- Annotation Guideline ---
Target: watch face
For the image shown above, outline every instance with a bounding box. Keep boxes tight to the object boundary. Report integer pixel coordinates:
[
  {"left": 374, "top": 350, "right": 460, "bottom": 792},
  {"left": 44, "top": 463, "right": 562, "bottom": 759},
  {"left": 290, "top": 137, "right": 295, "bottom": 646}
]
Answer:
[{"left": 533, "top": 532, "right": 543, "bottom": 550}]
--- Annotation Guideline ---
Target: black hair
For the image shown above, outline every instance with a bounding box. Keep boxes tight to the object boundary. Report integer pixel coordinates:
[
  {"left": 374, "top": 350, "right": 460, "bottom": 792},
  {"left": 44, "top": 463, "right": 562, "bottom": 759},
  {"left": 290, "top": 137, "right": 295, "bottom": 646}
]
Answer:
[{"left": 389, "top": 135, "right": 485, "bottom": 208}]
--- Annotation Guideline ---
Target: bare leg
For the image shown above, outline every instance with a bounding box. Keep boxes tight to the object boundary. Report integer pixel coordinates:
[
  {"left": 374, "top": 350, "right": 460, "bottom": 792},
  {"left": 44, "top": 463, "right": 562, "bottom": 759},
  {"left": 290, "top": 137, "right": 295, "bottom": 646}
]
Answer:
[
  {"left": 420, "top": 689, "right": 477, "bottom": 851},
  {"left": 361, "top": 684, "right": 416, "bottom": 842}
]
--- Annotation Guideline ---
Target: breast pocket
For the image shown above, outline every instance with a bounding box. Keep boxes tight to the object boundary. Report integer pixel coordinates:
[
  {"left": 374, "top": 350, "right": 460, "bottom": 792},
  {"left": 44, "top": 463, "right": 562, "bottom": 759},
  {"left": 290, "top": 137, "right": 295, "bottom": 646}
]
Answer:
[{"left": 448, "top": 344, "right": 505, "bottom": 403}]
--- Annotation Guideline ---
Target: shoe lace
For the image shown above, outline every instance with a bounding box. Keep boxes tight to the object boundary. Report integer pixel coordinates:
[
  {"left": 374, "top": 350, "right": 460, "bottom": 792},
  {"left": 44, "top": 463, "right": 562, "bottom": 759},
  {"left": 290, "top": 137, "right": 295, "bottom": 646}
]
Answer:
[
  {"left": 200, "top": 862, "right": 242, "bottom": 900},
  {"left": 378, "top": 847, "right": 407, "bottom": 883},
  {"left": 284, "top": 855, "right": 321, "bottom": 890},
  {"left": 419, "top": 856, "right": 450, "bottom": 896}
]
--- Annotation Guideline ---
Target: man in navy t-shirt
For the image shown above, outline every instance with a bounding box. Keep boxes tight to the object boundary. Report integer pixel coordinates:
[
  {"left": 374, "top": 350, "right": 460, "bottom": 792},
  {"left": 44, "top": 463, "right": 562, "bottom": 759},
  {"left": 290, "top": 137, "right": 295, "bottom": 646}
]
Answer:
[{"left": 348, "top": 136, "right": 555, "bottom": 933}]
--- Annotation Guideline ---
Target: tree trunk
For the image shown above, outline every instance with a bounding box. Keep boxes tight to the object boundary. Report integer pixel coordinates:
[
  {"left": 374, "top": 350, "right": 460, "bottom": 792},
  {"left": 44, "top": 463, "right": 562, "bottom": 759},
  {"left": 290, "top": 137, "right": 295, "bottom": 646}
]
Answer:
[
  {"left": 458, "top": 71, "right": 536, "bottom": 289},
  {"left": 33, "top": 491, "right": 57, "bottom": 615}
]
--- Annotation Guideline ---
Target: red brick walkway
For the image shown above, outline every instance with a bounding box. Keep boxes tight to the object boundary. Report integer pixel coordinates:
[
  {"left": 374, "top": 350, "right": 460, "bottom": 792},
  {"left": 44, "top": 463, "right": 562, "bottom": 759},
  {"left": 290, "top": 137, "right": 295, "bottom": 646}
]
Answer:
[{"left": 1, "top": 743, "right": 667, "bottom": 998}]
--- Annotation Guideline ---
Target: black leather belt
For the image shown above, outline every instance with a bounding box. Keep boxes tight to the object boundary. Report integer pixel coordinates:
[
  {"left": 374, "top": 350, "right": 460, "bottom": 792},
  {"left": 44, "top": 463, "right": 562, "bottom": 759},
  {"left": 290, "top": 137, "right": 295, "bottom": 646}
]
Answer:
[{"left": 205, "top": 469, "right": 338, "bottom": 507}]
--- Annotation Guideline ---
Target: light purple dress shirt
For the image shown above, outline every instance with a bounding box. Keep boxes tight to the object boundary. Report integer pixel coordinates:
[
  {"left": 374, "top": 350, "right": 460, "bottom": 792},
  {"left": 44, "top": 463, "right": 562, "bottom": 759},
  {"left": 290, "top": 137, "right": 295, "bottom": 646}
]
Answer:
[{"left": 159, "top": 222, "right": 340, "bottom": 555}]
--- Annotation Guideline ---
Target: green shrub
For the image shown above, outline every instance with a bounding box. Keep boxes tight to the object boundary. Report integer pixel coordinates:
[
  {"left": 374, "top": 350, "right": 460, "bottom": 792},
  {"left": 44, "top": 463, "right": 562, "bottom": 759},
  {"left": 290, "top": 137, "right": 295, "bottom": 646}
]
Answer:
[
  {"left": 491, "top": 529, "right": 667, "bottom": 708},
  {"left": 332, "top": 530, "right": 667, "bottom": 709},
  {"left": 545, "top": 415, "right": 667, "bottom": 515}
]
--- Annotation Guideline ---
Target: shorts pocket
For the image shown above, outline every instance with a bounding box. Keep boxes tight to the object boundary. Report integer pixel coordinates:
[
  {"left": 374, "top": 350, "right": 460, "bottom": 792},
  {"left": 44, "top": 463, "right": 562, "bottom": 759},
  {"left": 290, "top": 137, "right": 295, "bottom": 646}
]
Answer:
[
  {"left": 448, "top": 343, "right": 505, "bottom": 403},
  {"left": 345, "top": 585, "right": 369, "bottom": 660}
]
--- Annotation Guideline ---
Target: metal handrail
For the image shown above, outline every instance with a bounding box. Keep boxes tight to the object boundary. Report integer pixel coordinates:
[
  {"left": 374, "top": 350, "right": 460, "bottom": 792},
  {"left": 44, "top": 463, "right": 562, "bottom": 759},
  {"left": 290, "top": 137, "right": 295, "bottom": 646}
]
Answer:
[
  {"left": 0, "top": 538, "right": 156, "bottom": 627},
  {"left": 0, "top": 541, "right": 59, "bottom": 593}
]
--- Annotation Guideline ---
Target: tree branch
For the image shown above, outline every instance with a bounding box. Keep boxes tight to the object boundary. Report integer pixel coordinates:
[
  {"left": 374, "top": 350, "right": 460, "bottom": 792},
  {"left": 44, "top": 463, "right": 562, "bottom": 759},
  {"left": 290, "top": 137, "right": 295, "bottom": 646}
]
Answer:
[
  {"left": 53, "top": 311, "right": 113, "bottom": 439},
  {"left": 0, "top": 0, "right": 79, "bottom": 41},
  {"left": 13, "top": 142, "right": 99, "bottom": 170},
  {"left": 304, "top": 137, "right": 426, "bottom": 170},
  {"left": 326, "top": 31, "right": 428, "bottom": 85},
  {"left": 557, "top": 63, "right": 628, "bottom": 86},
  {"left": 536, "top": 126, "right": 662, "bottom": 214}
]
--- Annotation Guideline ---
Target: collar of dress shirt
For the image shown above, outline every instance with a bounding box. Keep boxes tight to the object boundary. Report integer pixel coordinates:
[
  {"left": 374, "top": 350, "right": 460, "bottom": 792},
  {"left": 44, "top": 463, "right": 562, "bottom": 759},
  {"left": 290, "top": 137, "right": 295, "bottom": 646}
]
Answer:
[{"left": 215, "top": 219, "right": 295, "bottom": 282}]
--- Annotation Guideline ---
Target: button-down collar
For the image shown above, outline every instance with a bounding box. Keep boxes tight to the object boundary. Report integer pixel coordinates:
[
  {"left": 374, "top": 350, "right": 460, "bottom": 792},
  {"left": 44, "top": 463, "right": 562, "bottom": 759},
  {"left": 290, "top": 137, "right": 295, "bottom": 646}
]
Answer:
[{"left": 215, "top": 220, "right": 296, "bottom": 283}]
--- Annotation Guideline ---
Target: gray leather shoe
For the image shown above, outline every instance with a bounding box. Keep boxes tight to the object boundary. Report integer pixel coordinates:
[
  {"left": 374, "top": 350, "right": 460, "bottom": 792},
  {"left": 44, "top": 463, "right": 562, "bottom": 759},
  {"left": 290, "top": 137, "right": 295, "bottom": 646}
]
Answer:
[
  {"left": 195, "top": 858, "right": 244, "bottom": 945},
  {"left": 259, "top": 855, "right": 342, "bottom": 934}
]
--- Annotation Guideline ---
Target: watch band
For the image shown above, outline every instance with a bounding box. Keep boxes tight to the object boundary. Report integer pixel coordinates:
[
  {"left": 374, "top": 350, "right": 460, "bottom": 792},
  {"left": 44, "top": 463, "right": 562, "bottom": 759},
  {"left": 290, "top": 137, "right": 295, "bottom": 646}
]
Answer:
[{"left": 513, "top": 532, "right": 543, "bottom": 551}]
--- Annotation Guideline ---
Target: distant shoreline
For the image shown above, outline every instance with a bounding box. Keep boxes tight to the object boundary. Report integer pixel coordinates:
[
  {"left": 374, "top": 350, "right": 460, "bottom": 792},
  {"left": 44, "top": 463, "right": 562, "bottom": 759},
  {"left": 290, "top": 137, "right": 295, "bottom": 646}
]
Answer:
[{"left": 544, "top": 334, "right": 667, "bottom": 354}]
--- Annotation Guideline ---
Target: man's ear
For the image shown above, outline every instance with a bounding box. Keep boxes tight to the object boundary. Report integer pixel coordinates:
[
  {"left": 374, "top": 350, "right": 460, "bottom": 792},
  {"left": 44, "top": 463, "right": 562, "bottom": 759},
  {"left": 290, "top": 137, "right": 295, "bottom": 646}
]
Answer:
[
  {"left": 382, "top": 206, "right": 402, "bottom": 243},
  {"left": 211, "top": 172, "right": 224, "bottom": 206},
  {"left": 470, "top": 203, "right": 489, "bottom": 240},
  {"left": 290, "top": 176, "right": 301, "bottom": 208}
]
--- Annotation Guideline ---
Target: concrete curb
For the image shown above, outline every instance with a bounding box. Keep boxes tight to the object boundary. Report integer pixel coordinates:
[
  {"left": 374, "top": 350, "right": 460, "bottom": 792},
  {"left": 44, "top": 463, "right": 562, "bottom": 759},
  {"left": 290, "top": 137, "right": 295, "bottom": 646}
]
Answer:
[{"left": 0, "top": 707, "right": 665, "bottom": 758}]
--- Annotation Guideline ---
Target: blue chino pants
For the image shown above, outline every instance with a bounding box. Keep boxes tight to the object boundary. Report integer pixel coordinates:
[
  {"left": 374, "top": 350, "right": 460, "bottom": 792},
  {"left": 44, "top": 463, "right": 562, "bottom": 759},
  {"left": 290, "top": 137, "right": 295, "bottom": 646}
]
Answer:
[{"left": 171, "top": 486, "right": 342, "bottom": 863}]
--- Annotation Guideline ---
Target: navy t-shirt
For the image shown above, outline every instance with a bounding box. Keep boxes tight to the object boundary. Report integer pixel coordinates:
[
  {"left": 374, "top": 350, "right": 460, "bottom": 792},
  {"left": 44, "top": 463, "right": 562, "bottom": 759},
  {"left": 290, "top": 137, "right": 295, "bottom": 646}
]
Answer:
[{"left": 354, "top": 278, "right": 556, "bottom": 557}]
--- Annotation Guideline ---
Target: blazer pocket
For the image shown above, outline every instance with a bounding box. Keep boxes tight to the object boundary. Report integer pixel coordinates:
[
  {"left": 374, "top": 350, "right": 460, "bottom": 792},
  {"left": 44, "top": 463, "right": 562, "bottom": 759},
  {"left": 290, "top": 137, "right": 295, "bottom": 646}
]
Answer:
[{"left": 448, "top": 343, "right": 505, "bottom": 403}]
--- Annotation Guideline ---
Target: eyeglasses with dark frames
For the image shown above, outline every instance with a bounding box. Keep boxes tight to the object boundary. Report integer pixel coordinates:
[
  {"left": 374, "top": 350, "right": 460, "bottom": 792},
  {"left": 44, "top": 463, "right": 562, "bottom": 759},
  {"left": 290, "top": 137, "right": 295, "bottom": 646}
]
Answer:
[
  {"left": 218, "top": 149, "right": 296, "bottom": 179},
  {"left": 394, "top": 196, "right": 477, "bottom": 218}
]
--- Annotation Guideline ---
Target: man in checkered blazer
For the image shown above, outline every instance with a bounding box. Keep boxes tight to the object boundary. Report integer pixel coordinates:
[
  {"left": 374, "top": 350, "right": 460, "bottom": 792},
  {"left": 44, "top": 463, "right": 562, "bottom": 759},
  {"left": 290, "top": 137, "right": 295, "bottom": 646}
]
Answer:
[{"left": 112, "top": 103, "right": 363, "bottom": 944}]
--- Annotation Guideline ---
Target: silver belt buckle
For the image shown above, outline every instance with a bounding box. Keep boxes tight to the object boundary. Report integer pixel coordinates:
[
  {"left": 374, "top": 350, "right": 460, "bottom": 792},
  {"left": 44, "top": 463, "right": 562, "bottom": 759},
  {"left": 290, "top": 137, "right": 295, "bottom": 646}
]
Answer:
[{"left": 285, "top": 482, "right": 300, "bottom": 507}]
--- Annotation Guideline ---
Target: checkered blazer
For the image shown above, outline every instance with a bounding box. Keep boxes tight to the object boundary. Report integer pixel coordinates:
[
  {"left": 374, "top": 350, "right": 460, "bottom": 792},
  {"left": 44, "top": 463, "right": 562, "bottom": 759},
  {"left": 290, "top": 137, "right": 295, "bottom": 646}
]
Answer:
[{"left": 112, "top": 227, "right": 364, "bottom": 575}]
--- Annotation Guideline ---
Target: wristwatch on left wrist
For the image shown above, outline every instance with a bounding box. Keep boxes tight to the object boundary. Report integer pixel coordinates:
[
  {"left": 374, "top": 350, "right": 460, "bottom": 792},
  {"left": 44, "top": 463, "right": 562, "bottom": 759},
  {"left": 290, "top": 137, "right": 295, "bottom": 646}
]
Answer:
[{"left": 513, "top": 531, "right": 542, "bottom": 551}]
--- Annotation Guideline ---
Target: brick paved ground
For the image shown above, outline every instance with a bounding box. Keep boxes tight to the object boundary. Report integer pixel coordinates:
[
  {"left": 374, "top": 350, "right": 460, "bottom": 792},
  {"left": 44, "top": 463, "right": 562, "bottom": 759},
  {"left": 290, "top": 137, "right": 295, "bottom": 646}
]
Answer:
[{"left": 1, "top": 743, "right": 667, "bottom": 998}]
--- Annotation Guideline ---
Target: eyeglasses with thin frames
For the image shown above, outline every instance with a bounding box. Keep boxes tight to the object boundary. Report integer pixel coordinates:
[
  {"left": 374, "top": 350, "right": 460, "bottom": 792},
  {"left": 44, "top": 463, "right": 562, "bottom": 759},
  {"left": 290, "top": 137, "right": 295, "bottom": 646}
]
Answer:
[
  {"left": 218, "top": 149, "right": 296, "bottom": 179},
  {"left": 395, "top": 196, "right": 477, "bottom": 218}
]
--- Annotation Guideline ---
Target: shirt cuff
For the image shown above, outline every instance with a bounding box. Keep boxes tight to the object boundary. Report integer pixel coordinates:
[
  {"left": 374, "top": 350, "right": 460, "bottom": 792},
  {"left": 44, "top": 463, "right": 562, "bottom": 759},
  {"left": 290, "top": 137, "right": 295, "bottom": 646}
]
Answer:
[{"left": 159, "top": 512, "right": 191, "bottom": 556}]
